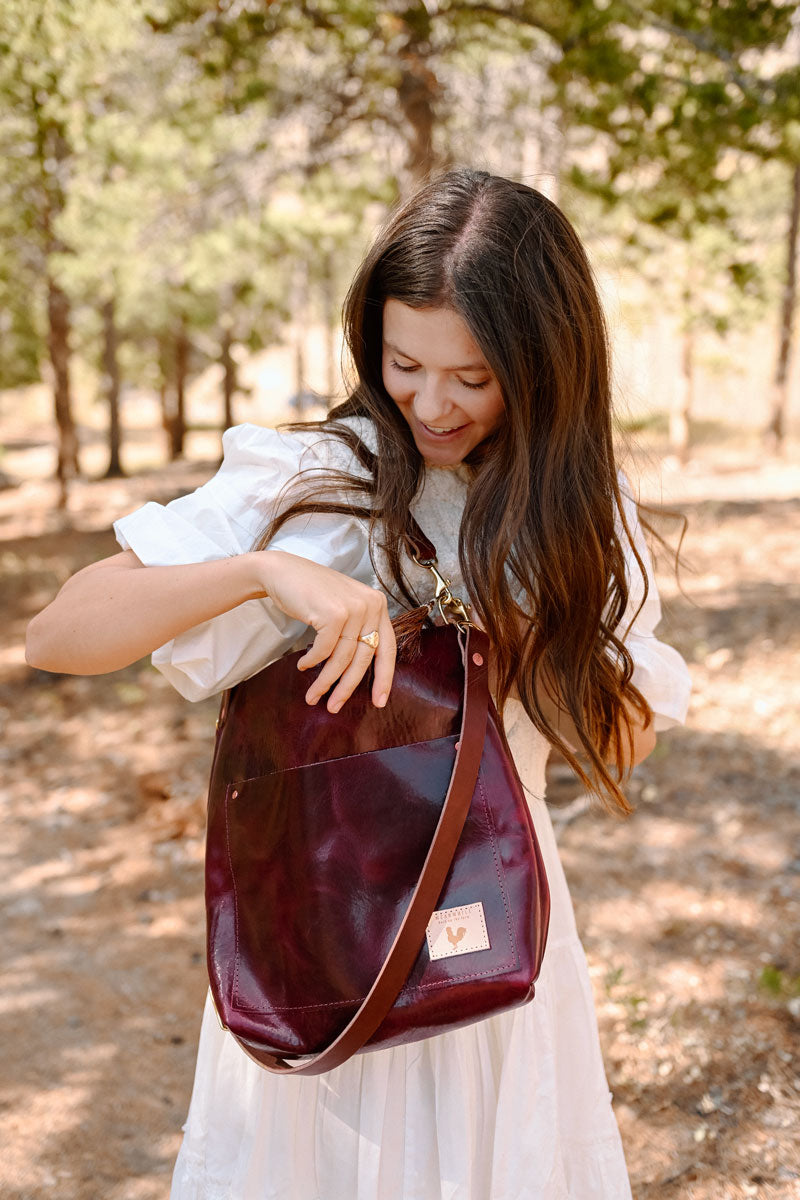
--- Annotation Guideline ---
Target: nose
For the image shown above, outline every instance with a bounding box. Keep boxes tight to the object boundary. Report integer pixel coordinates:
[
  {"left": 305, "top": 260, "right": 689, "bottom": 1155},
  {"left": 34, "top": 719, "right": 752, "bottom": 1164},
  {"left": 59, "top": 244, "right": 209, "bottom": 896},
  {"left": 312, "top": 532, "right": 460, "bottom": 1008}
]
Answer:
[{"left": 410, "top": 374, "right": 457, "bottom": 425}]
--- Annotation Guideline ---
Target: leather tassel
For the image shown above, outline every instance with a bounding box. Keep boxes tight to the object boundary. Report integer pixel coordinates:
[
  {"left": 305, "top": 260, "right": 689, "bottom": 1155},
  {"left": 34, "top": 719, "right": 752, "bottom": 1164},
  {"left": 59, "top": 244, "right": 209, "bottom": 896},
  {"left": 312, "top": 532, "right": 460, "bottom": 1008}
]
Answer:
[{"left": 391, "top": 604, "right": 433, "bottom": 662}]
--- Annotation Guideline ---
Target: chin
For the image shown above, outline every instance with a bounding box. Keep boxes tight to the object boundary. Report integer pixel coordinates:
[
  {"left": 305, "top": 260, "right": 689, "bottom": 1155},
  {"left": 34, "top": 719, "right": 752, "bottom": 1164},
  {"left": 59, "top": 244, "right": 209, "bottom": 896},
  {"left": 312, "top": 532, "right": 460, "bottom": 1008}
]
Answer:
[{"left": 417, "top": 442, "right": 467, "bottom": 466}]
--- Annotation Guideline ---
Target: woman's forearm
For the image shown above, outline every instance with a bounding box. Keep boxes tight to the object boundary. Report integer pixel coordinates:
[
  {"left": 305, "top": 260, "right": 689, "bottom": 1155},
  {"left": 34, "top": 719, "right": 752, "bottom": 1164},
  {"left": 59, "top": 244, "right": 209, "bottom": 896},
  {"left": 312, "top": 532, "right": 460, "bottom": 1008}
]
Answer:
[
  {"left": 535, "top": 676, "right": 656, "bottom": 769},
  {"left": 491, "top": 611, "right": 657, "bottom": 770},
  {"left": 25, "top": 549, "right": 275, "bottom": 676}
]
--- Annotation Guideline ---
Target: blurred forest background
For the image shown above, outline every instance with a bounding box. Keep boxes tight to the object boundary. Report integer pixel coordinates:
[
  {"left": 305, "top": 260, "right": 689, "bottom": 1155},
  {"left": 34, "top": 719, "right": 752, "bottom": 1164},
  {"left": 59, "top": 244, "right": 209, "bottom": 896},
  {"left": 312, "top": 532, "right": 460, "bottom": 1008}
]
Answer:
[{"left": 2, "top": 2, "right": 799, "bottom": 1198}]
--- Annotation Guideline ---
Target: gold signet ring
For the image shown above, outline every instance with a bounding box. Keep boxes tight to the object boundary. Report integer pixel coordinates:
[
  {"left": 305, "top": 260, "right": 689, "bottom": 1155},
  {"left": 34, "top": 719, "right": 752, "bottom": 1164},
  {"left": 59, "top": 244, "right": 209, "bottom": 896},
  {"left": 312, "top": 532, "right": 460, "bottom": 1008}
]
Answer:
[{"left": 357, "top": 630, "right": 380, "bottom": 650}]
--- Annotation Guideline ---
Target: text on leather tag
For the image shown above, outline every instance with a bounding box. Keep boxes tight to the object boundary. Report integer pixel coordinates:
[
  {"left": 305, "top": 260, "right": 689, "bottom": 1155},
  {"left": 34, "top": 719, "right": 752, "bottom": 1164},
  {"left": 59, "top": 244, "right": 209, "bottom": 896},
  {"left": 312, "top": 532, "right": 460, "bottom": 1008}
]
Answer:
[{"left": 425, "top": 901, "right": 491, "bottom": 960}]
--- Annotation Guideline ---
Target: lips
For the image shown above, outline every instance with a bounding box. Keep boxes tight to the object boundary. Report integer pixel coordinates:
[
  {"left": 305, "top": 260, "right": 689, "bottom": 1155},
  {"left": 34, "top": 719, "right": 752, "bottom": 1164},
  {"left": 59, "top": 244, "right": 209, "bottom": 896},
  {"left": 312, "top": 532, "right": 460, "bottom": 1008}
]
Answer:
[{"left": 419, "top": 420, "right": 468, "bottom": 439}]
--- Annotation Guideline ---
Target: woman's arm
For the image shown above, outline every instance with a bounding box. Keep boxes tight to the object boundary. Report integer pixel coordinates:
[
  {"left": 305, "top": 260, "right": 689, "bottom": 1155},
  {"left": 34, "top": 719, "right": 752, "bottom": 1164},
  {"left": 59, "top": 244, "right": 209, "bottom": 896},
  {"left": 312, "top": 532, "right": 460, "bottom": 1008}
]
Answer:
[
  {"left": 534, "top": 674, "right": 657, "bottom": 769},
  {"left": 25, "top": 548, "right": 396, "bottom": 712},
  {"left": 482, "top": 611, "right": 656, "bottom": 770},
  {"left": 26, "top": 549, "right": 274, "bottom": 674}
]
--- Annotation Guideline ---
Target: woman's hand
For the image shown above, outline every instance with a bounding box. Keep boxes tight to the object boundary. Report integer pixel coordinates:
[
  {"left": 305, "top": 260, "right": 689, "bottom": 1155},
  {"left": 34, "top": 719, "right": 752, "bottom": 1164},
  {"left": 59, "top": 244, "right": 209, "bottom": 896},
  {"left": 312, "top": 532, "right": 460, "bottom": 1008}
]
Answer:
[{"left": 256, "top": 550, "right": 396, "bottom": 714}]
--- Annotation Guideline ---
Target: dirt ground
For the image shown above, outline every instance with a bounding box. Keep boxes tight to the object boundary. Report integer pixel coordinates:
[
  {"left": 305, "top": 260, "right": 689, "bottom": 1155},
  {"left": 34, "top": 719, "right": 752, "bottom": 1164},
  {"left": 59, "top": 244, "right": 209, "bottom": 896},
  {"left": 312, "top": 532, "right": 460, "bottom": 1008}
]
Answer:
[{"left": 1, "top": 419, "right": 798, "bottom": 1200}]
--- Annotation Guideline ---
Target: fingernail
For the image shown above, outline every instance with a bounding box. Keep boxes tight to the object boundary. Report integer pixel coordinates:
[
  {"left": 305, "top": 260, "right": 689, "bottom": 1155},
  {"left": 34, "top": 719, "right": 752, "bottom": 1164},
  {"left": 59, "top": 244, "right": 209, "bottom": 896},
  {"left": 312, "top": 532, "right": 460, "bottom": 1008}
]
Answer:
[
  {"left": 306, "top": 693, "right": 318, "bottom": 705},
  {"left": 376, "top": 693, "right": 388, "bottom": 708},
  {"left": 329, "top": 701, "right": 341, "bottom": 713}
]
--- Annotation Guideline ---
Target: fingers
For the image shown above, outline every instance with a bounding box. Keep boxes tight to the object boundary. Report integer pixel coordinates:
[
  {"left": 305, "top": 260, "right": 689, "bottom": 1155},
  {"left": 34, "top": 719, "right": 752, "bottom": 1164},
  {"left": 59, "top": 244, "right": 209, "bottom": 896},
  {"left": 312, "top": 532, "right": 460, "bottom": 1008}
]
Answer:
[
  {"left": 298, "top": 588, "right": 395, "bottom": 713},
  {"left": 370, "top": 604, "right": 397, "bottom": 708},
  {"left": 302, "top": 626, "right": 366, "bottom": 710},
  {"left": 296, "top": 605, "right": 351, "bottom": 672},
  {"left": 321, "top": 638, "right": 384, "bottom": 713},
  {"left": 326, "top": 605, "right": 397, "bottom": 713}
]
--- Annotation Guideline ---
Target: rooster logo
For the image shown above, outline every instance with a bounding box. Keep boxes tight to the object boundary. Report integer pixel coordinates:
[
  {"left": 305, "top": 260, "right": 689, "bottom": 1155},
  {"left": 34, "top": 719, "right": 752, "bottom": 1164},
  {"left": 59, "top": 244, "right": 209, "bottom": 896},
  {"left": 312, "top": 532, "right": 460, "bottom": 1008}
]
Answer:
[{"left": 446, "top": 925, "right": 467, "bottom": 947}]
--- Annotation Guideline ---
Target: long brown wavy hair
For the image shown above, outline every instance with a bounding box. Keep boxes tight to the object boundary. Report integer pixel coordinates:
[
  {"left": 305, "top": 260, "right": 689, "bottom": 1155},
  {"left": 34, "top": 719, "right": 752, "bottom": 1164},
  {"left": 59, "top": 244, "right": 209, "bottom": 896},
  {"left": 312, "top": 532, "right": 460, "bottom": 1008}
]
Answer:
[{"left": 253, "top": 167, "right": 663, "bottom": 815}]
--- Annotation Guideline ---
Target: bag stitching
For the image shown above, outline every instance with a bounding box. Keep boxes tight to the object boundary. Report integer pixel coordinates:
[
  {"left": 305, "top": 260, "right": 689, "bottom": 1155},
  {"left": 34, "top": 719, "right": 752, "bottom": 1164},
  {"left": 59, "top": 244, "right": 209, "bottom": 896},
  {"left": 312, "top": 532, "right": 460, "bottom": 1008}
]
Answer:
[
  {"left": 224, "top": 783, "right": 242, "bottom": 1005},
  {"left": 227, "top": 758, "right": 524, "bottom": 1013},
  {"left": 477, "top": 763, "right": 520, "bottom": 964}
]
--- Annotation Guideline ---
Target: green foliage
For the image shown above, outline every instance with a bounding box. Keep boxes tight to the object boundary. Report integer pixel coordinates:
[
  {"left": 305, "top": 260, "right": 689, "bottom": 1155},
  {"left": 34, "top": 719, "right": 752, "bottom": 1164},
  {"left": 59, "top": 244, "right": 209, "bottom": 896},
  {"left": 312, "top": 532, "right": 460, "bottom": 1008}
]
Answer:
[
  {"left": 759, "top": 964, "right": 800, "bottom": 998},
  {"left": 0, "top": 0, "right": 797, "bottom": 418},
  {"left": 0, "top": 252, "right": 42, "bottom": 388},
  {"left": 603, "top": 964, "right": 650, "bottom": 1032}
]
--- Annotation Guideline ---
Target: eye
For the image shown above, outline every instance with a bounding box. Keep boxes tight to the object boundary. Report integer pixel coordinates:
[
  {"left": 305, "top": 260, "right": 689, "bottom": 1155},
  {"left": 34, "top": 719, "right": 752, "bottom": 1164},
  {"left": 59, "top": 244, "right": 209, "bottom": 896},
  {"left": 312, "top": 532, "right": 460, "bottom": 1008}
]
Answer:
[{"left": 389, "top": 358, "right": 490, "bottom": 390}]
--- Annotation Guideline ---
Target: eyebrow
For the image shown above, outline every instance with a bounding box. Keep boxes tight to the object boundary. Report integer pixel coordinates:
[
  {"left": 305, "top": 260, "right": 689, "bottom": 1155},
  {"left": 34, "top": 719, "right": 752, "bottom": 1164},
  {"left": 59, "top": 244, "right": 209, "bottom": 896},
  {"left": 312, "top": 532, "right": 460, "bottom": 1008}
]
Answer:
[{"left": 383, "top": 340, "right": 488, "bottom": 372}]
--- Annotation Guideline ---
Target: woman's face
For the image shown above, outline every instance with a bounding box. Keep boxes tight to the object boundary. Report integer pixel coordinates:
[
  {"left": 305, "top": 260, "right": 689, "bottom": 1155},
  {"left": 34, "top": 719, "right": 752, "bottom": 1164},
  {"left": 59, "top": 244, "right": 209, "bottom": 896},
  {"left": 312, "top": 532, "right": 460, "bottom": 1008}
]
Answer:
[{"left": 381, "top": 299, "right": 505, "bottom": 466}]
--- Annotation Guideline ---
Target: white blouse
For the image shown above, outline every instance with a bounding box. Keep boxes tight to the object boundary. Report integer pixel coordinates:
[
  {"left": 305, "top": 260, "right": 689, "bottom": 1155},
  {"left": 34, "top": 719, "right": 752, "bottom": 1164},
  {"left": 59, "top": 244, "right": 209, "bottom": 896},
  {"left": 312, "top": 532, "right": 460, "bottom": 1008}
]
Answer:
[{"left": 113, "top": 414, "right": 691, "bottom": 731}]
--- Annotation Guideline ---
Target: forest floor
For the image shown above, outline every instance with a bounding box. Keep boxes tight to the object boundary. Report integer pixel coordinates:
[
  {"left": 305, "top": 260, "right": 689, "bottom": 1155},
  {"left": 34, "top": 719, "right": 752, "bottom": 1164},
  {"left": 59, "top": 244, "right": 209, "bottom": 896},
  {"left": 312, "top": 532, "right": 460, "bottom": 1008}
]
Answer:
[{"left": 1, "top": 419, "right": 799, "bottom": 1200}]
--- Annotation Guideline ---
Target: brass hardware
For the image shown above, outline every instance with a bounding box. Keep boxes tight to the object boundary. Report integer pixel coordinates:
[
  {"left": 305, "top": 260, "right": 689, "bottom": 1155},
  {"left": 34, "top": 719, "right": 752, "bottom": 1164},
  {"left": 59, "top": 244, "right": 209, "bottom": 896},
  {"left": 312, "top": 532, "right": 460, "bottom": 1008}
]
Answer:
[
  {"left": 424, "top": 559, "right": 451, "bottom": 598},
  {"left": 411, "top": 552, "right": 474, "bottom": 632},
  {"left": 436, "top": 590, "right": 473, "bottom": 629}
]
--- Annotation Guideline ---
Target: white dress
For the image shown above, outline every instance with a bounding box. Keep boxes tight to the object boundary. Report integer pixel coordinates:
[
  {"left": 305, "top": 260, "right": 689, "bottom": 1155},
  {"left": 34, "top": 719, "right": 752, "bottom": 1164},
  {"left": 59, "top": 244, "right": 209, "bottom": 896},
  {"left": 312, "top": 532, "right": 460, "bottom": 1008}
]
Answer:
[{"left": 114, "top": 416, "right": 691, "bottom": 1200}]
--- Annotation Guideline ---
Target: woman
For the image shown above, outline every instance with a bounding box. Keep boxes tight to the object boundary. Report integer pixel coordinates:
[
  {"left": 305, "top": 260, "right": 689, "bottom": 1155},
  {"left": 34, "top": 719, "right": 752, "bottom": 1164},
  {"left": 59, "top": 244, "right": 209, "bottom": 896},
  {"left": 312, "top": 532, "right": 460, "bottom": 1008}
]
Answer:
[{"left": 26, "top": 167, "right": 691, "bottom": 1199}]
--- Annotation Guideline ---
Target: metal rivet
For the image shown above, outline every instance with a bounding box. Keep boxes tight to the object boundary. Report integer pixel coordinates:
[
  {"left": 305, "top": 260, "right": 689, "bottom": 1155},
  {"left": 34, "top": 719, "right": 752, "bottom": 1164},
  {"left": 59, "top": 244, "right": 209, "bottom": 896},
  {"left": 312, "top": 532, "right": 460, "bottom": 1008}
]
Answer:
[{"left": 472, "top": 652, "right": 484, "bottom": 666}]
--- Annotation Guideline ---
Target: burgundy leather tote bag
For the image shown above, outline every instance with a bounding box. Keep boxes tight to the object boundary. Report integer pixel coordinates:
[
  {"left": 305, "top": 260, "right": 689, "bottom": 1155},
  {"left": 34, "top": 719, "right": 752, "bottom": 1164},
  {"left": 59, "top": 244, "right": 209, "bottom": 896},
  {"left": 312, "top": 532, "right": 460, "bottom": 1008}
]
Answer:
[{"left": 205, "top": 518, "right": 550, "bottom": 1076}]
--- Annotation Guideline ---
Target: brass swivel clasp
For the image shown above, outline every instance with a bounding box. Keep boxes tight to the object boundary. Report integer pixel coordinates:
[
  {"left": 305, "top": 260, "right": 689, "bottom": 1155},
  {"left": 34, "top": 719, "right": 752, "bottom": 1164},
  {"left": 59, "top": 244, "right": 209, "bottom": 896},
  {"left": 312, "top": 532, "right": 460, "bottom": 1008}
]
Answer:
[{"left": 412, "top": 554, "right": 475, "bottom": 632}]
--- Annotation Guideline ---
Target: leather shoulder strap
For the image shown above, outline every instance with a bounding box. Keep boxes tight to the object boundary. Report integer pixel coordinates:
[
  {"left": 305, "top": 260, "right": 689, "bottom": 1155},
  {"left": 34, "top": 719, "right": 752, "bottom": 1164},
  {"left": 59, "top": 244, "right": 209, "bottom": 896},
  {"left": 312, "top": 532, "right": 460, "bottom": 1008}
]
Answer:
[
  {"left": 232, "top": 623, "right": 490, "bottom": 1076},
  {"left": 403, "top": 512, "right": 436, "bottom": 563}
]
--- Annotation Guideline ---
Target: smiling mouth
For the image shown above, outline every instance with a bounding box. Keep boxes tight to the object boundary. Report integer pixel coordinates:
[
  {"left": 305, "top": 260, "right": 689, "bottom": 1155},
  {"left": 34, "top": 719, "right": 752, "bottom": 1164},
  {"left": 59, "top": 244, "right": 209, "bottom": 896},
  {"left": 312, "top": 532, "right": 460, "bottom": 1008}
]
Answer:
[{"left": 420, "top": 421, "right": 467, "bottom": 435}]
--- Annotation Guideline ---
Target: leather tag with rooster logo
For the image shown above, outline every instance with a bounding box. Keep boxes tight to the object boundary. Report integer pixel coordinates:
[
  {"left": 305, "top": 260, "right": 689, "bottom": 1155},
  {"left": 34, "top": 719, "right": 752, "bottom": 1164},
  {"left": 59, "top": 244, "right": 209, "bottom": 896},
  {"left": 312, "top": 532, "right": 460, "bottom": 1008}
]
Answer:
[{"left": 425, "top": 901, "right": 491, "bottom": 961}]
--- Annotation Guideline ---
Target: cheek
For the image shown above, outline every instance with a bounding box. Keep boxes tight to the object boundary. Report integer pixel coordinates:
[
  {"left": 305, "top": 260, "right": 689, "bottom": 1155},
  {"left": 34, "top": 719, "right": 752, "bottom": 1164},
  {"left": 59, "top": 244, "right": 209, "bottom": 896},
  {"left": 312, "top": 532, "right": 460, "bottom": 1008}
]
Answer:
[
  {"left": 479, "top": 390, "right": 505, "bottom": 429},
  {"left": 385, "top": 381, "right": 405, "bottom": 407},
  {"left": 382, "top": 363, "right": 406, "bottom": 404}
]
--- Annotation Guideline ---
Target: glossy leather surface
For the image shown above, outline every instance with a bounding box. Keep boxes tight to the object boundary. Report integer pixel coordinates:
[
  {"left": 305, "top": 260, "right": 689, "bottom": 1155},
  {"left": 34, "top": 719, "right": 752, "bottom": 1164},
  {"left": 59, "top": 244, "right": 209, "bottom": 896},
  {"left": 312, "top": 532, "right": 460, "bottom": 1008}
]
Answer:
[{"left": 206, "top": 620, "right": 550, "bottom": 1059}]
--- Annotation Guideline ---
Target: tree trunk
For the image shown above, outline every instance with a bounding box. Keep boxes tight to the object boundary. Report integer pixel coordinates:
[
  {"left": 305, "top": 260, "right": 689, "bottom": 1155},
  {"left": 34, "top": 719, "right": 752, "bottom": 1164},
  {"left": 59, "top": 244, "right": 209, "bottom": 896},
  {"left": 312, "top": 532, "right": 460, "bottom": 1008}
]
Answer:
[
  {"left": 155, "top": 332, "right": 171, "bottom": 454},
  {"left": 220, "top": 320, "right": 236, "bottom": 432},
  {"left": 34, "top": 90, "right": 77, "bottom": 505},
  {"left": 172, "top": 321, "right": 188, "bottom": 459},
  {"left": 669, "top": 323, "right": 694, "bottom": 465},
  {"left": 164, "top": 320, "right": 188, "bottom": 460},
  {"left": 397, "top": 3, "right": 439, "bottom": 187},
  {"left": 765, "top": 162, "right": 800, "bottom": 455},
  {"left": 292, "top": 261, "right": 309, "bottom": 415},
  {"left": 47, "top": 276, "right": 79, "bottom": 506},
  {"left": 101, "top": 296, "right": 124, "bottom": 478},
  {"left": 321, "top": 251, "right": 338, "bottom": 405}
]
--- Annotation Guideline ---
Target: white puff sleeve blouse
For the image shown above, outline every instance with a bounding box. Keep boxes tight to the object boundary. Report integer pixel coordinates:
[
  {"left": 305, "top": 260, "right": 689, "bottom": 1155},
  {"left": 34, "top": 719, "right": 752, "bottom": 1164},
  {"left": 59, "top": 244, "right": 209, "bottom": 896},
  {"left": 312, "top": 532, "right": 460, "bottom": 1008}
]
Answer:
[
  {"left": 113, "top": 422, "right": 374, "bottom": 702},
  {"left": 613, "top": 476, "right": 691, "bottom": 731},
  {"left": 112, "top": 418, "right": 690, "bottom": 731}
]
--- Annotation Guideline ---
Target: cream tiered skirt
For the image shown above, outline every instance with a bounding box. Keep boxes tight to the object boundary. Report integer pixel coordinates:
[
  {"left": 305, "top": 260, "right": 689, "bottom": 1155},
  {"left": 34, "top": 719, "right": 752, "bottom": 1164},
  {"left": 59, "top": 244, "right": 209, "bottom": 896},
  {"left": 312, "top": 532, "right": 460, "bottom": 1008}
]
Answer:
[{"left": 170, "top": 701, "right": 632, "bottom": 1200}]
